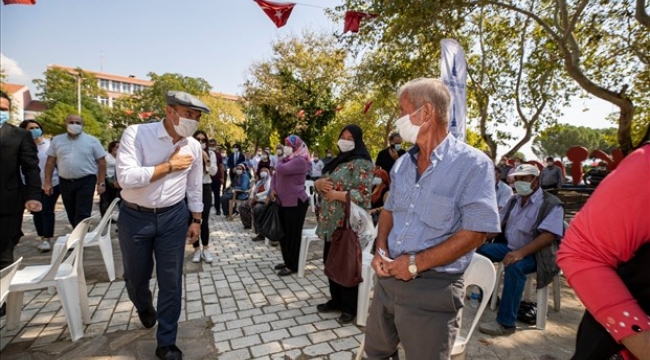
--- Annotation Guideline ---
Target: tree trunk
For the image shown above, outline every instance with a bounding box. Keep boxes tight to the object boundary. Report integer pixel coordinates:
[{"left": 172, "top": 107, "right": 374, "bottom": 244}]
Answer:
[{"left": 636, "top": 0, "right": 650, "bottom": 29}]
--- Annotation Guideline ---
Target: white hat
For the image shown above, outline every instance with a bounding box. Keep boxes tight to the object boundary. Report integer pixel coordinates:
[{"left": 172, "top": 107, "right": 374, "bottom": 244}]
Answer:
[{"left": 511, "top": 164, "right": 540, "bottom": 177}]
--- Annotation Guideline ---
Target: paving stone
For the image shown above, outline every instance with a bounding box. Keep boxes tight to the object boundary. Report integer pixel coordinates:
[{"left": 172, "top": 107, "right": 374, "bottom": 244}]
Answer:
[
  {"left": 218, "top": 348, "right": 251, "bottom": 360},
  {"left": 303, "top": 342, "right": 334, "bottom": 357},
  {"left": 269, "top": 318, "right": 297, "bottom": 330},
  {"left": 313, "top": 319, "right": 339, "bottom": 330},
  {"left": 308, "top": 329, "right": 337, "bottom": 344},
  {"left": 230, "top": 334, "right": 262, "bottom": 349},
  {"left": 288, "top": 323, "right": 317, "bottom": 336},
  {"left": 330, "top": 351, "right": 355, "bottom": 360},
  {"left": 281, "top": 335, "right": 311, "bottom": 349},
  {"left": 330, "top": 337, "right": 359, "bottom": 351},
  {"left": 250, "top": 341, "right": 283, "bottom": 357},
  {"left": 213, "top": 328, "right": 244, "bottom": 342},
  {"left": 226, "top": 317, "right": 254, "bottom": 329},
  {"left": 243, "top": 323, "right": 272, "bottom": 336},
  {"left": 334, "top": 326, "right": 362, "bottom": 338},
  {"left": 260, "top": 328, "right": 290, "bottom": 343},
  {"left": 253, "top": 313, "right": 280, "bottom": 324},
  {"left": 295, "top": 314, "right": 321, "bottom": 325}
]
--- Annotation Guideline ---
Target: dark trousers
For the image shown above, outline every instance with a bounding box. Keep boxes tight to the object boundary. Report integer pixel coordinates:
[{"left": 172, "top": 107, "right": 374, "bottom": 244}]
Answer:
[
  {"left": 33, "top": 186, "right": 60, "bottom": 238},
  {"left": 99, "top": 181, "right": 120, "bottom": 217},
  {"left": 117, "top": 201, "right": 188, "bottom": 347},
  {"left": 211, "top": 179, "right": 221, "bottom": 214},
  {"left": 220, "top": 192, "right": 234, "bottom": 216},
  {"left": 0, "top": 213, "right": 23, "bottom": 269},
  {"left": 59, "top": 175, "right": 96, "bottom": 228},
  {"left": 278, "top": 199, "right": 309, "bottom": 271},
  {"left": 193, "top": 184, "right": 212, "bottom": 248},
  {"left": 324, "top": 240, "right": 359, "bottom": 315}
]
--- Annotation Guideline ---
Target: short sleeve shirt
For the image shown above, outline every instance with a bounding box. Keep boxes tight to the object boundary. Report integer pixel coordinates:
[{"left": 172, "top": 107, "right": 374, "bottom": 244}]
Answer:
[{"left": 47, "top": 132, "right": 106, "bottom": 179}]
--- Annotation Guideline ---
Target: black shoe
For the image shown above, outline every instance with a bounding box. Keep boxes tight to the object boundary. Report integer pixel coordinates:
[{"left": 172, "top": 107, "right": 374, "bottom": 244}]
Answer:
[
  {"left": 156, "top": 345, "right": 183, "bottom": 360},
  {"left": 317, "top": 302, "right": 339, "bottom": 313},
  {"left": 269, "top": 241, "right": 279, "bottom": 247},
  {"left": 277, "top": 268, "right": 295, "bottom": 276},
  {"left": 0, "top": 303, "right": 5, "bottom": 317},
  {"left": 338, "top": 312, "right": 355, "bottom": 324},
  {"left": 252, "top": 234, "right": 265, "bottom": 242},
  {"left": 138, "top": 304, "right": 157, "bottom": 328},
  {"left": 274, "top": 263, "right": 287, "bottom": 270}
]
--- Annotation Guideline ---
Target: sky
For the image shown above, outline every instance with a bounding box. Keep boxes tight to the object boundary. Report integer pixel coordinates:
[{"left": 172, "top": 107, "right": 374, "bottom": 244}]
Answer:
[{"left": 0, "top": 0, "right": 617, "bottom": 159}]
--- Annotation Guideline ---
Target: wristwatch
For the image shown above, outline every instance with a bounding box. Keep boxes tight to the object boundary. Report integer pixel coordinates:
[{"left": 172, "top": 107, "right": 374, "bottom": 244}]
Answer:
[
  {"left": 408, "top": 253, "right": 418, "bottom": 278},
  {"left": 191, "top": 218, "right": 202, "bottom": 225}
]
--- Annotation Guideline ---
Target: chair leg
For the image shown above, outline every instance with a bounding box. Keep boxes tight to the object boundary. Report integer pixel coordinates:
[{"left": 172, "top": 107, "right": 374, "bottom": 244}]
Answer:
[
  {"left": 98, "top": 236, "right": 116, "bottom": 281},
  {"left": 355, "top": 334, "right": 365, "bottom": 360},
  {"left": 77, "top": 270, "right": 91, "bottom": 324},
  {"left": 490, "top": 264, "right": 503, "bottom": 311},
  {"left": 56, "top": 278, "right": 85, "bottom": 342},
  {"left": 5, "top": 290, "right": 24, "bottom": 330},
  {"left": 553, "top": 275, "right": 561, "bottom": 312},
  {"left": 49, "top": 240, "right": 66, "bottom": 294},
  {"left": 536, "top": 286, "right": 549, "bottom": 330},
  {"left": 356, "top": 268, "right": 375, "bottom": 327},
  {"left": 297, "top": 237, "right": 309, "bottom": 278}
]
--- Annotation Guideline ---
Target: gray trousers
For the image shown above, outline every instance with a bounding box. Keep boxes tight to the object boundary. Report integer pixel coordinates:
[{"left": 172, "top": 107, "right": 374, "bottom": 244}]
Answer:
[{"left": 364, "top": 271, "right": 465, "bottom": 360}]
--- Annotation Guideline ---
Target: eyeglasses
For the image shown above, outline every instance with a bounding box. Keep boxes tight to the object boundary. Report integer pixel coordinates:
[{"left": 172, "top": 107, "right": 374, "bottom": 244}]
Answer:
[
  {"left": 196, "top": 138, "right": 207, "bottom": 143},
  {"left": 68, "top": 121, "right": 83, "bottom": 125}
]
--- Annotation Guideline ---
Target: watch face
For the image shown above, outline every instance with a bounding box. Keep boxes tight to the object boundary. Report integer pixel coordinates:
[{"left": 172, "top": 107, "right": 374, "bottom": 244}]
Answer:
[{"left": 408, "top": 264, "right": 417, "bottom": 275}]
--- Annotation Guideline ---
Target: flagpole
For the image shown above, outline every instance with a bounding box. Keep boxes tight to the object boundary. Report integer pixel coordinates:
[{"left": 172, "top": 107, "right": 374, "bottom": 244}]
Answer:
[{"left": 77, "top": 76, "right": 81, "bottom": 114}]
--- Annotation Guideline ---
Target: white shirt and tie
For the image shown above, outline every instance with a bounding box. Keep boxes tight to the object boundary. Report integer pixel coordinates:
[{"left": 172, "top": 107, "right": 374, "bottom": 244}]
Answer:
[{"left": 116, "top": 121, "right": 203, "bottom": 213}]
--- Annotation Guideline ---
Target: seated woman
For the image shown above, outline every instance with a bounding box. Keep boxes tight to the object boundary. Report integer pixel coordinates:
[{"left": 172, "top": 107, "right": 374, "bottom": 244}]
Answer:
[
  {"left": 369, "top": 167, "right": 390, "bottom": 225},
  {"left": 256, "top": 150, "right": 272, "bottom": 179},
  {"left": 240, "top": 166, "right": 272, "bottom": 234},
  {"left": 220, "top": 163, "right": 250, "bottom": 217}
]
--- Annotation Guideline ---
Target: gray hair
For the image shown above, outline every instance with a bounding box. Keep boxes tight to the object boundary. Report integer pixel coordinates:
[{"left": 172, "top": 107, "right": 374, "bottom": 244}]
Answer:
[
  {"left": 65, "top": 114, "right": 83, "bottom": 123},
  {"left": 397, "top": 78, "right": 450, "bottom": 124}
]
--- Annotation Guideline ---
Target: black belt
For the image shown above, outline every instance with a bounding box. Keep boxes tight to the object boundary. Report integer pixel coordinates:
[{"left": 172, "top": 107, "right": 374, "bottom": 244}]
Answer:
[
  {"left": 122, "top": 200, "right": 176, "bottom": 214},
  {"left": 59, "top": 174, "right": 96, "bottom": 182}
]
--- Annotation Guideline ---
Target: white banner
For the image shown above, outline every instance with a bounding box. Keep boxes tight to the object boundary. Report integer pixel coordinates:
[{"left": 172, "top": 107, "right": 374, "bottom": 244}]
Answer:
[{"left": 440, "top": 39, "right": 467, "bottom": 142}]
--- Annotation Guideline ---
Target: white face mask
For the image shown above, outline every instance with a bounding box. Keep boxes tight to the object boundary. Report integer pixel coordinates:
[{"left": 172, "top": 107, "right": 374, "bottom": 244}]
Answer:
[
  {"left": 260, "top": 172, "right": 268, "bottom": 178},
  {"left": 276, "top": 149, "right": 283, "bottom": 156},
  {"left": 233, "top": 148, "right": 239, "bottom": 153},
  {"left": 236, "top": 169, "right": 243, "bottom": 175},
  {"left": 67, "top": 123, "right": 83, "bottom": 135},
  {"left": 372, "top": 177, "right": 383, "bottom": 185},
  {"left": 172, "top": 111, "right": 198, "bottom": 138},
  {"left": 514, "top": 180, "right": 534, "bottom": 196},
  {"left": 201, "top": 143, "right": 207, "bottom": 150},
  {"left": 393, "top": 144, "right": 402, "bottom": 151},
  {"left": 395, "top": 107, "right": 423, "bottom": 143},
  {"left": 283, "top": 146, "right": 293, "bottom": 156},
  {"left": 262, "top": 155, "right": 268, "bottom": 161},
  {"left": 338, "top": 139, "right": 355, "bottom": 152}
]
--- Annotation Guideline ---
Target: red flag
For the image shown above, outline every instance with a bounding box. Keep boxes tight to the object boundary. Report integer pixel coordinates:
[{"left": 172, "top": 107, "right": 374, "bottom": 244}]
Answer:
[
  {"left": 254, "top": 0, "right": 296, "bottom": 28},
  {"left": 297, "top": 110, "right": 305, "bottom": 118},
  {"left": 363, "top": 101, "right": 373, "bottom": 114},
  {"left": 344, "top": 11, "right": 378, "bottom": 33},
  {"left": 3, "top": 0, "right": 36, "bottom": 4},
  {"left": 314, "top": 109, "right": 323, "bottom": 117}
]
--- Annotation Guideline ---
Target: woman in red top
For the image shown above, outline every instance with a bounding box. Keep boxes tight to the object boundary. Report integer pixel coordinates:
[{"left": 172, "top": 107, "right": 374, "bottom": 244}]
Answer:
[{"left": 557, "top": 142, "right": 650, "bottom": 360}]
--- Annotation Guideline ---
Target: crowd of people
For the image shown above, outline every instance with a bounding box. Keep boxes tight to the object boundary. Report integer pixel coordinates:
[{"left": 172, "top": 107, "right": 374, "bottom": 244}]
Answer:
[{"left": 1, "top": 80, "right": 647, "bottom": 360}]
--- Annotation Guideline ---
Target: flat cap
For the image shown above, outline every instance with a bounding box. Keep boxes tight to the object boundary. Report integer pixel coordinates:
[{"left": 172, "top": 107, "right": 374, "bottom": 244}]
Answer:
[{"left": 166, "top": 91, "right": 210, "bottom": 114}]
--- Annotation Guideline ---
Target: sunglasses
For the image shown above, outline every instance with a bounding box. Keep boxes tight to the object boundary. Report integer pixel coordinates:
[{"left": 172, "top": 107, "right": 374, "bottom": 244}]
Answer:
[{"left": 196, "top": 138, "right": 207, "bottom": 143}]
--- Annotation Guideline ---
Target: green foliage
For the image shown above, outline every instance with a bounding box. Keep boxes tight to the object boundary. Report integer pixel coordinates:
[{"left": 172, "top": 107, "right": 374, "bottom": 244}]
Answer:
[
  {"left": 198, "top": 95, "right": 246, "bottom": 149},
  {"left": 37, "top": 102, "right": 107, "bottom": 142},
  {"left": 532, "top": 124, "right": 618, "bottom": 158},
  {"left": 243, "top": 31, "right": 347, "bottom": 147}
]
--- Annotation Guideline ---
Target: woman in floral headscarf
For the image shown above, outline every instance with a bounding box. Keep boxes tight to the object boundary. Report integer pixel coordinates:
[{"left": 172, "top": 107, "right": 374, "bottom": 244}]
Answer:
[{"left": 270, "top": 134, "right": 311, "bottom": 276}]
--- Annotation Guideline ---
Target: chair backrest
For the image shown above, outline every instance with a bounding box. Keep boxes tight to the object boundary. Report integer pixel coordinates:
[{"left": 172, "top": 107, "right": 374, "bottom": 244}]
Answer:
[
  {"left": 88, "top": 198, "right": 120, "bottom": 244},
  {"left": 304, "top": 180, "right": 316, "bottom": 212},
  {"left": 42, "top": 218, "right": 92, "bottom": 283},
  {"left": 0, "top": 257, "right": 23, "bottom": 305},
  {"left": 457, "top": 253, "right": 496, "bottom": 347}
]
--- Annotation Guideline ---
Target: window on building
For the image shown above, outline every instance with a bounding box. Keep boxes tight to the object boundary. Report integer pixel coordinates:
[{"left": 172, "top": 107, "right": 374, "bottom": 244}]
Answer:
[
  {"left": 112, "top": 81, "right": 121, "bottom": 92},
  {"left": 99, "top": 97, "right": 109, "bottom": 106},
  {"left": 100, "top": 79, "right": 109, "bottom": 90},
  {"left": 133, "top": 84, "right": 141, "bottom": 93},
  {"left": 122, "top": 83, "right": 131, "bottom": 93}
]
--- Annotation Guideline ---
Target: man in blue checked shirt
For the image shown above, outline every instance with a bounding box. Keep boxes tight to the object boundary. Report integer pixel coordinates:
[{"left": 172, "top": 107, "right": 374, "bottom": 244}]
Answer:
[{"left": 363, "top": 78, "right": 500, "bottom": 360}]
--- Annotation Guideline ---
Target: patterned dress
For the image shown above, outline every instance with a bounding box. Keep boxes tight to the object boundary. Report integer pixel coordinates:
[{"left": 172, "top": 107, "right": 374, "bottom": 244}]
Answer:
[{"left": 316, "top": 158, "right": 374, "bottom": 241}]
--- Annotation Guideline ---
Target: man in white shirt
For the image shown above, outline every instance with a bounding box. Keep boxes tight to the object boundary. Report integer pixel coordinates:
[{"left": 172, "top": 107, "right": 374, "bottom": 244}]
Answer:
[
  {"left": 116, "top": 91, "right": 208, "bottom": 360},
  {"left": 310, "top": 153, "right": 325, "bottom": 180}
]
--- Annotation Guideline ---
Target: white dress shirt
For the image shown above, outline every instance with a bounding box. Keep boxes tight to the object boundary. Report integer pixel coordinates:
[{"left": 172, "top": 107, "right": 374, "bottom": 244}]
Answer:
[{"left": 116, "top": 121, "right": 203, "bottom": 213}]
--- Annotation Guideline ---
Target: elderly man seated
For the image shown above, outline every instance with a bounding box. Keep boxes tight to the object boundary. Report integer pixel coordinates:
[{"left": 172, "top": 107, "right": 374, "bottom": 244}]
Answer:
[{"left": 477, "top": 164, "right": 565, "bottom": 336}]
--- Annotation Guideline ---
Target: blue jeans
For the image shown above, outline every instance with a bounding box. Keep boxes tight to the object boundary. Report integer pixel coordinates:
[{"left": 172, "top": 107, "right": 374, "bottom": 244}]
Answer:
[
  {"left": 59, "top": 175, "right": 96, "bottom": 228},
  {"left": 118, "top": 201, "right": 188, "bottom": 347},
  {"left": 477, "top": 243, "right": 536, "bottom": 327},
  {"left": 33, "top": 186, "right": 60, "bottom": 238}
]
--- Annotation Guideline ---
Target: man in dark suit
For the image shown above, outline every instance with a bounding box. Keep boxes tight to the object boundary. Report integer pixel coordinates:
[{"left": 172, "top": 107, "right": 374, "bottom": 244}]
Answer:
[
  {"left": 0, "top": 90, "right": 42, "bottom": 270},
  {"left": 375, "top": 132, "right": 405, "bottom": 173},
  {"left": 226, "top": 143, "right": 246, "bottom": 186}
]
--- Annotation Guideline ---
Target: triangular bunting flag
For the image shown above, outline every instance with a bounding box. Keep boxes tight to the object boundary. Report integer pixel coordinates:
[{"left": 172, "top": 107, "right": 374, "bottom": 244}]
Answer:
[
  {"left": 314, "top": 109, "right": 323, "bottom": 117},
  {"left": 297, "top": 109, "right": 305, "bottom": 118},
  {"left": 3, "top": 0, "right": 36, "bottom": 4},
  {"left": 254, "top": 0, "right": 296, "bottom": 28},
  {"left": 344, "top": 11, "right": 378, "bottom": 33},
  {"left": 363, "top": 101, "right": 373, "bottom": 114}
]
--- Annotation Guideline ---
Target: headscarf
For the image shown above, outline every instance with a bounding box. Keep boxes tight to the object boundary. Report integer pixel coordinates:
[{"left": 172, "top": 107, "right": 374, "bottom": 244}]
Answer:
[
  {"left": 322, "top": 124, "right": 372, "bottom": 175},
  {"left": 284, "top": 134, "right": 311, "bottom": 162},
  {"left": 371, "top": 167, "right": 390, "bottom": 204}
]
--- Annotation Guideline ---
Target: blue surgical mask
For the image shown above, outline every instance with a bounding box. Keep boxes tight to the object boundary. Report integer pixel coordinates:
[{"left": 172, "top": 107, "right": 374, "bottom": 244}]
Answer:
[
  {"left": 30, "top": 128, "right": 43, "bottom": 139},
  {"left": 0, "top": 111, "right": 9, "bottom": 126}
]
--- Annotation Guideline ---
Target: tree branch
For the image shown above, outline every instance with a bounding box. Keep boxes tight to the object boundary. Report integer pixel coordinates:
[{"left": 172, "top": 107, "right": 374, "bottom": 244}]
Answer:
[{"left": 637, "top": 0, "right": 650, "bottom": 29}]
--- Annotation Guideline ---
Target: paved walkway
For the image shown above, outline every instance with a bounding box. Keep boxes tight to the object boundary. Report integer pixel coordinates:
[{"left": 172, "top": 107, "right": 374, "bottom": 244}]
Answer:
[{"left": 0, "top": 201, "right": 585, "bottom": 359}]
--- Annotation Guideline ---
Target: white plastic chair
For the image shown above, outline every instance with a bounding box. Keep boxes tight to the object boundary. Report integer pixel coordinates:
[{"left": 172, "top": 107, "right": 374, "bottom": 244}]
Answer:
[
  {"left": 0, "top": 257, "right": 22, "bottom": 306},
  {"left": 52, "top": 197, "right": 119, "bottom": 282},
  {"left": 297, "top": 227, "right": 321, "bottom": 277},
  {"left": 356, "top": 239, "right": 376, "bottom": 326},
  {"left": 489, "top": 262, "right": 561, "bottom": 330},
  {"left": 355, "top": 253, "right": 496, "bottom": 360},
  {"left": 6, "top": 218, "right": 92, "bottom": 342},
  {"left": 304, "top": 180, "right": 316, "bottom": 213}
]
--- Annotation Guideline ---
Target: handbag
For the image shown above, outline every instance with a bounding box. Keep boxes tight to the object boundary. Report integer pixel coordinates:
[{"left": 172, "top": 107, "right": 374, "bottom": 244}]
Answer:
[
  {"left": 258, "top": 201, "right": 284, "bottom": 242},
  {"left": 324, "top": 193, "right": 363, "bottom": 287}
]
